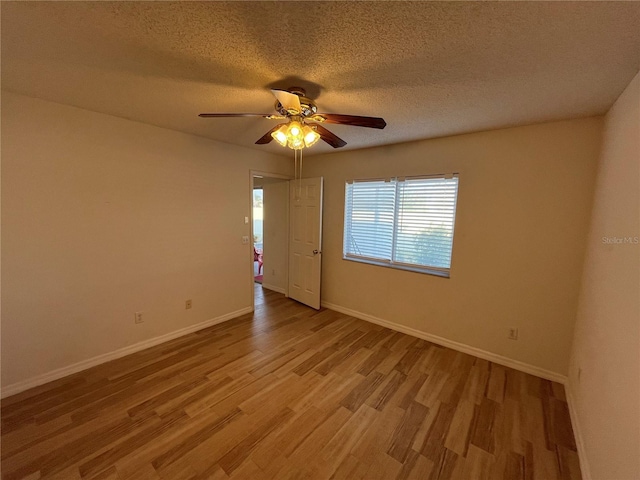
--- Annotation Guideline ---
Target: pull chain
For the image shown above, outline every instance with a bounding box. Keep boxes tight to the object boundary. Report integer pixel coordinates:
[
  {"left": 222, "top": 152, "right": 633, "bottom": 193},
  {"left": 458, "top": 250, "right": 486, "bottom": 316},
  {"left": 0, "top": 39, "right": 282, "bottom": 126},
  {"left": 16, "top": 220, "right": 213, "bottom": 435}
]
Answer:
[
  {"left": 298, "top": 148, "right": 303, "bottom": 198},
  {"left": 293, "top": 148, "right": 304, "bottom": 200}
]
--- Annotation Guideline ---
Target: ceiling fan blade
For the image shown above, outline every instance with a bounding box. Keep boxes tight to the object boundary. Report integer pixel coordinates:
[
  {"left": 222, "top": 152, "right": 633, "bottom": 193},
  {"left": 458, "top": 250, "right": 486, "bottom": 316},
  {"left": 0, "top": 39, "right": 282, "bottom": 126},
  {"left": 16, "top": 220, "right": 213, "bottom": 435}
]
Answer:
[
  {"left": 255, "top": 124, "right": 282, "bottom": 145},
  {"left": 316, "top": 114, "right": 386, "bottom": 129},
  {"left": 314, "top": 124, "right": 347, "bottom": 148},
  {"left": 271, "top": 89, "right": 302, "bottom": 114},
  {"left": 199, "top": 113, "right": 273, "bottom": 118}
]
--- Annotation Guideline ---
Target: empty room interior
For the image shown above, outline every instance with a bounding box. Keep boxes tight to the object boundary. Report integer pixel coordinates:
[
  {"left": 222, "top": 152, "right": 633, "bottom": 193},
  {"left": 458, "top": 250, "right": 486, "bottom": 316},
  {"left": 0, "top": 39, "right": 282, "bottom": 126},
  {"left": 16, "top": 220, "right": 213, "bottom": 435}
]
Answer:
[{"left": 1, "top": 2, "right": 639, "bottom": 480}]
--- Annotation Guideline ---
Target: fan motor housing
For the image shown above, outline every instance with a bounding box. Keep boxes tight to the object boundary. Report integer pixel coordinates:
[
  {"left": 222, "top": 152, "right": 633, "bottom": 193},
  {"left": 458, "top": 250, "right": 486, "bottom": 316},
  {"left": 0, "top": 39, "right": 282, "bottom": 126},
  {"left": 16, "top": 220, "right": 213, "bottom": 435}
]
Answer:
[{"left": 275, "top": 87, "right": 318, "bottom": 117}]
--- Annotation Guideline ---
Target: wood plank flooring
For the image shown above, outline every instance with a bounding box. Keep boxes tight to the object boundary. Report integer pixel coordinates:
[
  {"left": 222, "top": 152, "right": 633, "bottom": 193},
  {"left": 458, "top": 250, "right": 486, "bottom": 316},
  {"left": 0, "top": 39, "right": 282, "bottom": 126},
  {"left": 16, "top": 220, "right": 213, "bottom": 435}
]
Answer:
[{"left": 1, "top": 285, "right": 582, "bottom": 480}]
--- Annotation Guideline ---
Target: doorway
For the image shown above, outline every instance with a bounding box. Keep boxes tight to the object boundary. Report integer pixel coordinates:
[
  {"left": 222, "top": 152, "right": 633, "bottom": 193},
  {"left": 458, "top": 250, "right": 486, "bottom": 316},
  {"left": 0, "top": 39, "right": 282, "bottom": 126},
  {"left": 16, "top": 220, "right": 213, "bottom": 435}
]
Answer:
[
  {"left": 251, "top": 172, "right": 290, "bottom": 308},
  {"left": 252, "top": 187, "right": 264, "bottom": 284}
]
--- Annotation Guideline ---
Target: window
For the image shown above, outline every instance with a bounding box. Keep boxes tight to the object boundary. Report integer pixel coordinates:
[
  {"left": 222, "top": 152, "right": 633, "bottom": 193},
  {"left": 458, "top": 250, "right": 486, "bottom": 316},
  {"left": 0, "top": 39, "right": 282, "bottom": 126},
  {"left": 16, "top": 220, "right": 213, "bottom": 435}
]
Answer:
[{"left": 343, "top": 174, "right": 459, "bottom": 277}]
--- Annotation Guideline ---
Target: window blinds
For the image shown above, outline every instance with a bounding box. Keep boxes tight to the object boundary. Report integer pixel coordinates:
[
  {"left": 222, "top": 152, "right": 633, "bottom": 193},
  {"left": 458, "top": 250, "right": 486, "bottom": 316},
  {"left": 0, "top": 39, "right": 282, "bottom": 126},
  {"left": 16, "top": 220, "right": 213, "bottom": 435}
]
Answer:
[
  {"left": 344, "top": 175, "right": 459, "bottom": 273},
  {"left": 344, "top": 180, "right": 395, "bottom": 261}
]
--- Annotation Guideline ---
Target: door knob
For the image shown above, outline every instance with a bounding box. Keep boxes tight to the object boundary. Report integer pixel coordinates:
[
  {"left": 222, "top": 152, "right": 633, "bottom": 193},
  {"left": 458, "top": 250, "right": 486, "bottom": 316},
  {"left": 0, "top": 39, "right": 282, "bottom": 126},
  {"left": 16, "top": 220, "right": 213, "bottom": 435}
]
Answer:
[{"left": 313, "top": 250, "right": 321, "bottom": 255}]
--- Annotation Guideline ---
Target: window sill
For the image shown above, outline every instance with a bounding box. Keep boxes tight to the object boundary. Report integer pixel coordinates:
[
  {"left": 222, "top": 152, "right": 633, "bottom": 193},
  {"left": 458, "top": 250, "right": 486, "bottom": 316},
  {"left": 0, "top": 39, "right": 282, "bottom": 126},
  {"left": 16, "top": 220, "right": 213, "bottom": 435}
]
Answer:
[{"left": 343, "top": 256, "right": 450, "bottom": 278}]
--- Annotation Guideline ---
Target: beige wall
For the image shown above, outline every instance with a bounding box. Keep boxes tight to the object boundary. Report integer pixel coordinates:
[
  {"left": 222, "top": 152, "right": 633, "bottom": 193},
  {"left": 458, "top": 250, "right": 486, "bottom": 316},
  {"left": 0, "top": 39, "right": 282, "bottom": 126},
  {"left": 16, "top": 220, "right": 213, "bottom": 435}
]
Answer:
[
  {"left": 568, "top": 72, "right": 640, "bottom": 480},
  {"left": 304, "top": 117, "right": 602, "bottom": 376},
  {"left": 1, "top": 92, "right": 292, "bottom": 389},
  {"left": 262, "top": 181, "right": 289, "bottom": 294}
]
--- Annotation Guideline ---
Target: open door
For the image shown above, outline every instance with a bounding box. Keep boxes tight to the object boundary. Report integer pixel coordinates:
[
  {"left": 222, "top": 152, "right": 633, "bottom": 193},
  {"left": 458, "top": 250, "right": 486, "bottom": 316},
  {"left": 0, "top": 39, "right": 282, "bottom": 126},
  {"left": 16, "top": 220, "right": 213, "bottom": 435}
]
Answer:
[{"left": 288, "top": 177, "right": 323, "bottom": 309}]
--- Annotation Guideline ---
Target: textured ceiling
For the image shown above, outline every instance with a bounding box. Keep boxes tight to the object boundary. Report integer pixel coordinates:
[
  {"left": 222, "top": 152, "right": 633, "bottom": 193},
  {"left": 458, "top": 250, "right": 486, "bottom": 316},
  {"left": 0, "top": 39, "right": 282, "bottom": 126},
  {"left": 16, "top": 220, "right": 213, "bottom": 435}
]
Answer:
[{"left": 2, "top": 1, "right": 640, "bottom": 157}]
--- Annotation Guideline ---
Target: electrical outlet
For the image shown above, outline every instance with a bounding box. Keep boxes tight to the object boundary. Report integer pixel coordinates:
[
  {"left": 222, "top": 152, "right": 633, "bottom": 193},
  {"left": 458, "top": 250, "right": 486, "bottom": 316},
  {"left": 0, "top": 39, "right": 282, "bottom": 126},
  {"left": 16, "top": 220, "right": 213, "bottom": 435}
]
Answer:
[
  {"left": 186, "top": 299, "right": 192, "bottom": 309},
  {"left": 135, "top": 312, "right": 143, "bottom": 324},
  {"left": 508, "top": 327, "right": 518, "bottom": 340},
  {"left": 242, "top": 236, "right": 249, "bottom": 244}
]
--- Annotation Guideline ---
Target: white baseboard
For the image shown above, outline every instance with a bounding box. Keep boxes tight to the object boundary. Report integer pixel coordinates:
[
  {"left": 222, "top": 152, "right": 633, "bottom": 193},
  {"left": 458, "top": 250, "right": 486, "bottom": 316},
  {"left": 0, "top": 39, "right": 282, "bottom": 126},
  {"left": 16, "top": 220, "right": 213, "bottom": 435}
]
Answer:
[
  {"left": 261, "top": 283, "right": 286, "bottom": 295},
  {"left": 0, "top": 306, "right": 253, "bottom": 399},
  {"left": 322, "top": 301, "right": 567, "bottom": 384},
  {"left": 564, "top": 384, "right": 592, "bottom": 480}
]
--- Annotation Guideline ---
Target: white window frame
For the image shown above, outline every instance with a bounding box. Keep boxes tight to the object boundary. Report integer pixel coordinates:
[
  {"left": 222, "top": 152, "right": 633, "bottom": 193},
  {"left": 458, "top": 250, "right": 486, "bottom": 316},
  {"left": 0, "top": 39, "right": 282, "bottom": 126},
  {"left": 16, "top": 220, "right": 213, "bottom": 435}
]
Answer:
[{"left": 343, "top": 173, "right": 459, "bottom": 278}]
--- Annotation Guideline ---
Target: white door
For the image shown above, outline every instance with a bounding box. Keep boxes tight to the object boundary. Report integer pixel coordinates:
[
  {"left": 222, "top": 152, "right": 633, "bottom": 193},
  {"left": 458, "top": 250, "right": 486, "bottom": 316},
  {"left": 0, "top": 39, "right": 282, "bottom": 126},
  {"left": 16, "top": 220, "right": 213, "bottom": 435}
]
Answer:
[{"left": 288, "top": 177, "right": 323, "bottom": 309}]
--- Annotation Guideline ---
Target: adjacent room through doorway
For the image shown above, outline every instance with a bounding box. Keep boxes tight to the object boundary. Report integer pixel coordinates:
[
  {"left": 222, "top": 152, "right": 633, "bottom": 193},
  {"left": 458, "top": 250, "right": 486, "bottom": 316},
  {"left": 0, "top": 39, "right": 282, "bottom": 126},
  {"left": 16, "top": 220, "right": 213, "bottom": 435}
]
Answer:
[
  {"left": 252, "top": 186, "right": 263, "bottom": 284},
  {"left": 251, "top": 174, "right": 290, "bottom": 306}
]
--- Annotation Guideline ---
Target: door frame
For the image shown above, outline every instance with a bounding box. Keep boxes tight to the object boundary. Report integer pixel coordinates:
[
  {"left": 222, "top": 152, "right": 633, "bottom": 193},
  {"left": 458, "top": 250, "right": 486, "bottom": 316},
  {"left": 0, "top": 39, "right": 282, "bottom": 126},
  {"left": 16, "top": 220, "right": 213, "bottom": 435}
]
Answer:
[{"left": 250, "top": 170, "right": 292, "bottom": 311}]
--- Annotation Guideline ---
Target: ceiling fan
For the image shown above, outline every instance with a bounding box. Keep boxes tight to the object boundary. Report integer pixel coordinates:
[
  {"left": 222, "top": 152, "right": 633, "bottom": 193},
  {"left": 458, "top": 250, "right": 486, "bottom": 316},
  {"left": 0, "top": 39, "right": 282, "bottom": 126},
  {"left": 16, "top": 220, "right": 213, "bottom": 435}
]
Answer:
[{"left": 199, "top": 87, "right": 386, "bottom": 150}]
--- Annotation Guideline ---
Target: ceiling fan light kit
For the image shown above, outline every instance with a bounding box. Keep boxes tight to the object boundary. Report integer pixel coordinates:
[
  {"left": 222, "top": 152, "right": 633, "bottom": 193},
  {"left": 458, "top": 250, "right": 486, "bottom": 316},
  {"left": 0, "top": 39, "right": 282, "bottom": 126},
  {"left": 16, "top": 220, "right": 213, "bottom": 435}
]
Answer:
[
  {"left": 199, "top": 86, "right": 387, "bottom": 151},
  {"left": 271, "top": 120, "right": 321, "bottom": 150}
]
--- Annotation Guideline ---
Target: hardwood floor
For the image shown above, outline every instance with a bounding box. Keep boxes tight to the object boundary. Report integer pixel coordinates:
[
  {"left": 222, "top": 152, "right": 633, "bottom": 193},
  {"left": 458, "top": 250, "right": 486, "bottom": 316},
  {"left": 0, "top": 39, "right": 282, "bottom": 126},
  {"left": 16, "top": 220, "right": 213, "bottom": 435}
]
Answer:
[{"left": 1, "top": 285, "right": 581, "bottom": 480}]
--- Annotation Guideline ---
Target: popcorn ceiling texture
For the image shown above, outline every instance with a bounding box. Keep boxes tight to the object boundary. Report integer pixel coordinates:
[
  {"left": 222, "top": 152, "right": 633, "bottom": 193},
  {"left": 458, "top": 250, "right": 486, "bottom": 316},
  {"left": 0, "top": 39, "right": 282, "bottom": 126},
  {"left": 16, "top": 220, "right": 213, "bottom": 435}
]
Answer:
[{"left": 2, "top": 1, "right": 639, "bottom": 156}]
